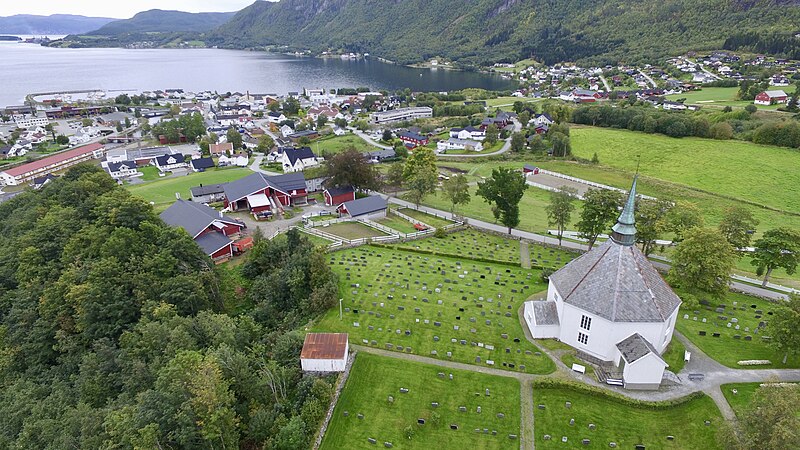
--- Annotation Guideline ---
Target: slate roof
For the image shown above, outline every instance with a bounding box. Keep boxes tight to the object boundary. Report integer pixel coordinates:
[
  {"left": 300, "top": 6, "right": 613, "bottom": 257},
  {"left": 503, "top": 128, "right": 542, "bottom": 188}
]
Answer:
[
  {"left": 368, "top": 148, "right": 396, "bottom": 160},
  {"left": 191, "top": 157, "right": 215, "bottom": 171},
  {"left": 343, "top": 195, "right": 388, "bottom": 217},
  {"left": 549, "top": 239, "right": 682, "bottom": 323},
  {"left": 398, "top": 131, "right": 427, "bottom": 141},
  {"left": 284, "top": 147, "right": 316, "bottom": 166},
  {"left": 160, "top": 199, "right": 241, "bottom": 238},
  {"left": 155, "top": 153, "right": 185, "bottom": 166},
  {"left": 222, "top": 172, "right": 307, "bottom": 203},
  {"left": 325, "top": 185, "right": 355, "bottom": 197},
  {"left": 616, "top": 333, "right": 666, "bottom": 365},
  {"left": 108, "top": 160, "right": 137, "bottom": 173},
  {"left": 531, "top": 301, "right": 559, "bottom": 326},
  {"left": 300, "top": 333, "right": 349, "bottom": 360},
  {"left": 32, "top": 173, "right": 56, "bottom": 186},
  {"left": 190, "top": 183, "right": 226, "bottom": 197},
  {"left": 194, "top": 232, "right": 233, "bottom": 256}
]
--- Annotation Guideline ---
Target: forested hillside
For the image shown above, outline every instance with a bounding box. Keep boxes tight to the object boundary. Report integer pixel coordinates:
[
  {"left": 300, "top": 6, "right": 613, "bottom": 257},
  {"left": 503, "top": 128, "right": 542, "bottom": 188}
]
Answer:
[
  {"left": 208, "top": 0, "right": 800, "bottom": 66},
  {"left": 0, "top": 165, "right": 339, "bottom": 448},
  {"left": 0, "top": 14, "right": 114, "bottom": 35},
  {"left": 88, "top": 9, "right": 236, "bottom": 35}
]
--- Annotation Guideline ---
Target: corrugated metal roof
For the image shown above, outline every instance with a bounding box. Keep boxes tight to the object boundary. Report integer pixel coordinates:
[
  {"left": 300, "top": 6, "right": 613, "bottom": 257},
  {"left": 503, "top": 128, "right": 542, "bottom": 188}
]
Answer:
[{"left": 300, "top": 333, "right": 349, "bottom": 360}]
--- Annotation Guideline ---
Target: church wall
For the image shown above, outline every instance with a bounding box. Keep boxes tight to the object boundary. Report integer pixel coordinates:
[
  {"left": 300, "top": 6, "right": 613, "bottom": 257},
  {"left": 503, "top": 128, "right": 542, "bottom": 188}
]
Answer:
[{"left": 622, "top": 353, "right": 667, "bottom": 390}]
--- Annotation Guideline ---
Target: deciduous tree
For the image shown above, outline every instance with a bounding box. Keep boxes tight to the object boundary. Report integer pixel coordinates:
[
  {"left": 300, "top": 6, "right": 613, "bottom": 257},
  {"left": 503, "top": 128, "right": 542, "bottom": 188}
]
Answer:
[
  {"left": 666, "top": 200, "right": 704, "bottom": 243},
  {"left": 510, "top": 132, "right": 526, "bottom": 152},
  {"left": 325, "top": 147, "right": 381, "bottom": 192},
  {"left": 718, "top": 206, "right": 759, "bottom": 251},
  {"left": 546, "top": 186, "right": 578, "bottom": 245},
  {"left": 721, "top": 383, "right": 800, "bottom": 450},
  {"left": 440, "top": 174, "right": 471, "bottom": 213},
  {"left": 577, "top": 188, "right": 623, "bottom": 249},
  {"left": 751, "top": 227, "right": 800, "bottom": 286},
  {"left": 668, "top": 227, "right": 736, "bottom": 299},
  {"left": 768, "top": 294, "right": 800, "bottom": 364},
  {"left": 635, "top": 198, "right": 672, "bottom": 256},
  {"left": 476, "top": 167, "right": 528, "bottom": 234},
  {"left": 226, "top": 128, "right": 243, "bottom": 150}
]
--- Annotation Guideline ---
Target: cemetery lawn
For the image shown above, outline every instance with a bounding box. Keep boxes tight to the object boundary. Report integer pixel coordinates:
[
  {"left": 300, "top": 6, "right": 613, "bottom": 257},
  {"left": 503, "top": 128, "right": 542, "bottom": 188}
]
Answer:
[
  {"left": 321, "top": 352, "right": 521, "bottom": 450},
  {"left": 322, "top": 222, "right": 391, "bottom": 240},
  {"left": 661, "top": 338, "right": 687, "bottom": 374},
  {"left": 313, "top": 245, "right": 556, "bottom": 374},
  {"left": 533, "top": 384, "right": 724, "bottom": 450},
  {"left": 127, "top": 167, "right": 252, "bottom": 208},
  {"left": 674, "top": 291, "right": 800, "bottom": 369},
  {"left": 376, "top": 213, "right": 420, "bottom": 234},
  {"left": 392, "top": 229, "right": 522, "bottom": 264},
  {"left": 395, "top": 208, "right": 455, "bottom": 229},
  {"left": 720, "top": 382, "right": 800, "bottom": 418}
]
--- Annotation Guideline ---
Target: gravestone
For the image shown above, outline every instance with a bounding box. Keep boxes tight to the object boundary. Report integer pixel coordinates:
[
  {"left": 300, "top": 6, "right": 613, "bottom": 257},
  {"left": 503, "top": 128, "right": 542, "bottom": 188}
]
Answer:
[
  {"left": 565, "top": 401, "right": 572, "bottom": 409},
  {"left": 368, "top": 438, "right": 377, "bottom": 444},
  {"left": 432, "top": 402, "right": 439, "bottom": 408},
  {"left": 544, "top": 435, "right": 551, "bottom": 440},
  {"left": 450, "top": 424, "right": 459, "bottom": 430},
  {"left": 569, "top": 418, "right": 575, "bottom": 426}
]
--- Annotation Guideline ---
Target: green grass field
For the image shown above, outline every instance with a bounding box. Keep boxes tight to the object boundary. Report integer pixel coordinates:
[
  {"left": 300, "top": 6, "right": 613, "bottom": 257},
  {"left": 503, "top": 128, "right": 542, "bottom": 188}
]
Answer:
[
  {"left": 314, "top": 134, "right": 375, "bottom": 156},
  {"left": 720, "top": 382, "right": 799, "bottom": 418},
  {"left": 417, "top": 186, "right": 583, "bottom": 234},
  {"left": 126, "top": 167, "right": 252, "bottom": 208},
  {"left": 675, "top": 291, "right": 800, "bottom": 369},
  {"left": 396, "top": 208, "right": 455, "bottom": 229},
  {"left": 533, "top": 384, "right": 723, "bottom": 449},
  {"left": 568, "top": 126, "right": 800, "bottom": 215},
  {"left": 313, "top": 245, "right": 556, "bottom": 374},
  {"left": 661, "top": 338, "right": 687, "bottom": 374},
  {"left": 321, "top": 353, "right": 521, "bottom": 450},
  {"left": 393, "top": 230, "right": 522, "bottom": 264},
  {"left": 323, "top": 222, "right": 391, "bottom": 240},
  {"left": 665, "top": 87, "right": 781, "bottom": 110},
  {"left": 376, "top": 213, "right": 420, "bottom": 234}
]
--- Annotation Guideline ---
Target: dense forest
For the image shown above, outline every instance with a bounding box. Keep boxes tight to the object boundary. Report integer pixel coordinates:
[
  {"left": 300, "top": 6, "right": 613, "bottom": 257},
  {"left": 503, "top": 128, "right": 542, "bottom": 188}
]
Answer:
[
  {"left": 0, "top": 165, "right": 339, "bottom": 448},
  {"left": 207, "top": 0, "right": 800, "bottom": 66},
  {"left": 724, "top": 31, "right": 800, "bottom": 61}
]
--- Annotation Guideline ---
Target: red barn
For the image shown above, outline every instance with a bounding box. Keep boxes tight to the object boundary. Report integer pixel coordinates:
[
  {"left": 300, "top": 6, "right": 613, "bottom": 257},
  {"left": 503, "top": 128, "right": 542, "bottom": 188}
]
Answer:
[
  {"left": 324, "top": 185, "right": 356, "bottom": 206},
  {"left": 398, "top": 131, "right": 429, "bottom": 148},
  {"left": 222, "top": 172, "right": 308, "bottom": 214},
  {"left": 160, "top": 199, "right": 245, "bottom": 260},
  {"left": 754, "top": 90, "right": 788, "bottom": 106}
]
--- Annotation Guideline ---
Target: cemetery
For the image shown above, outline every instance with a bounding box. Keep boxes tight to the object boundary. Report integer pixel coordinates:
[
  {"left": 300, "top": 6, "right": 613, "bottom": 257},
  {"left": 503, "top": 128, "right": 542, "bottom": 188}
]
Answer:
[
  {"left": 322, "top": 222, "right": 393, "bottom": 240},
  {"left": 532, "top": 381, "right": 724, "bottom": 450},
  {"left": 674, "top": 291, "right": 800, "bottom": 369},
  {"left": 720, "top": 382, "right": 799, "bottom": 418},
  {"left": 375, "top": 213, "right": 422, "bottom": 234},
  {"left": 313, "top": 244, "right": 557, "bottom": 374},
  {"left": 321, "top": 352, "right": 521, "bottom": 450}
]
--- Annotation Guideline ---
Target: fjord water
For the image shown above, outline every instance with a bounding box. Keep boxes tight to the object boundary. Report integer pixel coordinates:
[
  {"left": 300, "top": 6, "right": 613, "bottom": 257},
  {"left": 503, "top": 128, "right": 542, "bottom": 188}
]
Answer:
[{"left": 0, "top": 42, "right": 516, "bottom": 105}]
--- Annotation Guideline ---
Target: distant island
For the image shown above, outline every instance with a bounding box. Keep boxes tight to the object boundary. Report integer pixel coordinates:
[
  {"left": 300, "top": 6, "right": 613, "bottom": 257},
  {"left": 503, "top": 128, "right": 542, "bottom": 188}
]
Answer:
[{"left": 0, "top": 35, "right": 22, "bottom": 41}]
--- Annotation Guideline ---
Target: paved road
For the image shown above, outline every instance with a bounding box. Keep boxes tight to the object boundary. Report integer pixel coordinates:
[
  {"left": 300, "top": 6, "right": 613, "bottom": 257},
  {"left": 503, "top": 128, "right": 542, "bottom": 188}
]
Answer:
[
  {"left": 383, "top": 196, "right": 789, "bottom": 300},
  {"left": 249, "top": 154, "right": 281, "bottom": 176},
  {"left": 638, "top": 70, "right": 658, "bottom": 89},
  {"left": 437, "top": 119, "right": 522, "bottom": 159},
  {"left": 598, "top": 75, "right": 612, "bottom": 92},
  {"left": 352, "top": 130, "right": 392, "bottom": 150}
]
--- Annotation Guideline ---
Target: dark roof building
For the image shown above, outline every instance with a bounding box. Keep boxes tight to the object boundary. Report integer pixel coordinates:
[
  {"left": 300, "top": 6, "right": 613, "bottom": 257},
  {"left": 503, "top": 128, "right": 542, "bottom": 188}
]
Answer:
[
  {"left": 341, "top": 195, "right": 388, "bottom": 218},
  {"left": 160, "top": 199, "right": 242, "bottom": 238},
  {"left": 283, "top": 147, "right": 316, "bottom": 166},
  {"left": 190, "top": 157, "right": 215, "bottom": 171}
]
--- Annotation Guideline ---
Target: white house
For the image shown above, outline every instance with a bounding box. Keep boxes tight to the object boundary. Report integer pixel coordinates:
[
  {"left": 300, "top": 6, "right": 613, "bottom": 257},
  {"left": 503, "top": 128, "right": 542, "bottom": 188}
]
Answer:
[
  {"left": 522, "top": 177, "right": 682, "bottom": 390},
  {"left": 267, "top": 111, "right": 287, "bottom": 124},
  {"left": 300, "top": 333, "right": 349, "bottom": 372},
  {"left": 437, "top": 137, "right": 484, "bottom": 153},
  {"left": 281, "top": 147, "right": 318, "bottom": 173},
  {"left": 449, "top": 126, "right": 486, "bottom": 141},
  {"left": 532, "top": 113, "right": 555, "bottom": 127},
  {"left": 218, "top": 153, "right": 249, "bottom": 167},
  {"left": 662, "top": 101, "right": 687, "bottom": 111},
  {"left": 106, "top": 160, "right": 140, "bottom": 179},
  {"left": 280, "top": 124, "right": 294, "bottom": 137},
  {"left": 154, "top": 154, "right": 188, "bottom": 172}
]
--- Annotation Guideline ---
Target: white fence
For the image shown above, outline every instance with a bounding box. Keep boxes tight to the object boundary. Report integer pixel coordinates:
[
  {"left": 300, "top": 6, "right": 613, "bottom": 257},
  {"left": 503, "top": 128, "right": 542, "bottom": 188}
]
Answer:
[{"left": 535, "top": 169, "right": 658, "bottom": 200}]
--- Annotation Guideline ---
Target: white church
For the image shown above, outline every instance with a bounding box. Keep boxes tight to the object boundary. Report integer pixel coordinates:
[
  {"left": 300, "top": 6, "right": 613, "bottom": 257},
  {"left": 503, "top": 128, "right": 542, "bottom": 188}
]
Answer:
[{"left": 523, "top": 177, "right": 682, "bottom": 390}]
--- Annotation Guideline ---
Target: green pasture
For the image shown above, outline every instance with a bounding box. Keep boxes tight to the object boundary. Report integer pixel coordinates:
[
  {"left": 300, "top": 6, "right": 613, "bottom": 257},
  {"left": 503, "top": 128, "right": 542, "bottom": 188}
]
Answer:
[
  {"left": 126, "top": 167, "right": 252, "bottom": 208},
  {"left": 322, "top": 222, "right": 391, "bottom": 240}
]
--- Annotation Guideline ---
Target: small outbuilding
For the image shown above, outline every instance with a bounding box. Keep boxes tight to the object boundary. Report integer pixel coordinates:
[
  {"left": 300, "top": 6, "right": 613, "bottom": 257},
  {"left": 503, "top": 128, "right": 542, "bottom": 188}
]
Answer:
[
  {"left": 324, "top": 185, "right": 356, "bottom": 206},
  {"left": 339, "top": 195, "right": 388, "bottom": 220},
  {"left": 300, "top": 333, "right": 349, "bottom": 372}
]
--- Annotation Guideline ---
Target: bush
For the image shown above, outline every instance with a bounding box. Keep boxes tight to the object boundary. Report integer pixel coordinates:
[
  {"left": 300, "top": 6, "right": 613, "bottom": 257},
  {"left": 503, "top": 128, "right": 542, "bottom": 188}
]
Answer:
[{"left": 709, "top": 122, "right": 734, "bottom": 140}]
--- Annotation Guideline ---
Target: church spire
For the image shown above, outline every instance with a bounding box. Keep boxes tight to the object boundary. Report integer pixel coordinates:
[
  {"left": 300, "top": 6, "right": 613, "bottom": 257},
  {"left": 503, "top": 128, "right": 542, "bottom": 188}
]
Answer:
[{"left": 611, "top": 176, "right": 638, "bottom": 246}]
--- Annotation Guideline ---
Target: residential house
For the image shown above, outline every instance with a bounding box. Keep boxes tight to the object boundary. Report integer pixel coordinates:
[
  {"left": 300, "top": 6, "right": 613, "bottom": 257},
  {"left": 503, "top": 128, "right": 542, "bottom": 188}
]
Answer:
[
  {"left": 267, "top": 111, "right": 287, "bottom": 124},
  {"left": 31, "top": 173, "right": 57, "bottom": 189},
  {"left": 154, "top": 153, "right": 188, "bottom": 172},
  {"left": 398, "top": 131, "right": 429, "bottom": 148},
  {"left": 218, "top": 153, "right": 249, "bottom": 167},
  {"left": 323, "top": 185, "right": 356, "bottom": 206},
  {"left": 367, "top": 148, "right": 396, "bottom": 163},
  {"left": 332, "top": 127, "right": 348, "bottom": 136},
  {"left": 281, "top": 147, "right": 318, "bottom": 173},
  {"left": 190, "top": 183, "right": 227, "bottom": 203},
  {"left": 307, "top": 106, "right": 338, "bottom": 122},
  {"left": 106, "top": 160, "right": 139, "bottom": 179},
  {"left": 449, "top": 126, "right": 486, "bottom": 141},
  {"left": 532, "top": 113, "right": 554, "bottom": 127},
  {"left": 522, "top": 178, "right": 681, "bottom": 390},
  {"left": 209, "top": 142, "right": 233, "bottom": 156},
  {"left": 480, "top": 111, "right": 512, "bottom": 130},
  {"left": 754, "top": 90, "right": 788, "bottom": 105},
  {"left": 287, "top": 130, "right": 320, "bottom": 143},
  {"left": 160, "top": 199, "right": 245, "bottom": 260},
  {"left": 338, "top": 195, "right": 388, "bottom": 220},
  {"left": 437, "top": 138, "right": 483, "bottom": 153},
  {"left": 280, "top": 124, "right": 295, "bottom": 137},
  {"left": 190, "top": 157, "right": 215, "bottom": 172},
  {"left": 662, "top": 101, "right": 688, "bottom": 111}
]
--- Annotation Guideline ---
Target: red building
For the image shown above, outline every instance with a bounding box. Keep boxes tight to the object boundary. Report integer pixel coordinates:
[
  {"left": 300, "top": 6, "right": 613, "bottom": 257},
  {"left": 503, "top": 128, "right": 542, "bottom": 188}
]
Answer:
[
  {"left": 159, "top": 199, "right": 246, "bottom": 261},
  {"left": 398, "top": 131, "right": 429, "bottom": 148},
  {"left": 754, "top": 90, "right": 788, "bottom": 106},
  {"left": 222, "top": 172, "right": 308, "bottom": 216},
  {"left": 323, "top": 185, "right": 356, "bottom": 206}
]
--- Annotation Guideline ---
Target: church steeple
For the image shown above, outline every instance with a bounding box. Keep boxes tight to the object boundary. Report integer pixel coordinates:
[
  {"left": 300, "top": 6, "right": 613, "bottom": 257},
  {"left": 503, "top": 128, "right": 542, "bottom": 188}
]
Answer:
[{"left": 611, "top": 176, "right": 638, "bottom": 246}]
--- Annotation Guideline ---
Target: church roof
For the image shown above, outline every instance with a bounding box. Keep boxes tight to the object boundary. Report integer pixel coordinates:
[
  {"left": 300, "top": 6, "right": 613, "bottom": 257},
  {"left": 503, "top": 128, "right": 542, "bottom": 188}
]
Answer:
[
  {"left": 550, "top": 240, "right": 681, "bottom": 322},
  {"left": 616, "top": 333, "right": 666, "bottom": 365},
  {"left": 549, "top": 239, "right": 681, "bottom": 322},
  {"left": 531, "top": 301, "right": 560, "bottom": 325}
]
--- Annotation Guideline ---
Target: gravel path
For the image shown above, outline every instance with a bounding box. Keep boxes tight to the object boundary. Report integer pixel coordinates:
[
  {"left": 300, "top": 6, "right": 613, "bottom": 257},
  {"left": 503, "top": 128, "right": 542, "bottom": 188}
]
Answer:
[{"left": 520, "top": 240, "right": 531, "bottom": 269}]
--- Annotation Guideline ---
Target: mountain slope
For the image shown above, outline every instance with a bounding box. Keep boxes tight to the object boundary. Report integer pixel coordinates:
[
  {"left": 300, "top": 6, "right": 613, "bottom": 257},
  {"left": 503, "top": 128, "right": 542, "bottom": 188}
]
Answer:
[
  {"left": 207, "top": 0, "right": 800, "bottom": 65},
  {"left": 89, "top": 9, "right": 236, "bottom": 35},
  {"left": 0, "top": 14, "right": 115, "bottom": 35}
]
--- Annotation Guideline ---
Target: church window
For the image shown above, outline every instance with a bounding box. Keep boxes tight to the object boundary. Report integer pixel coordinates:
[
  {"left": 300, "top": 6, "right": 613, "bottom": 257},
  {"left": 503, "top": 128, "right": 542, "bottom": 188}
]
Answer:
[
  {"left": 577, "top": 332, "right": 588, "bottom": 345},
  {"left": 580, "top": 315, "right": 592, "bottom": 331}
]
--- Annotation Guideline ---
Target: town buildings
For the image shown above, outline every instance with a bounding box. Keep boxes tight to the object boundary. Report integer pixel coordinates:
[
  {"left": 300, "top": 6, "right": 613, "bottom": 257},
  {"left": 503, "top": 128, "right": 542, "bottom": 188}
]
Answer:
[
  {"left": 0, "top": 143, "right": 105, "bottom": 186},
  {"left": 370, "top": 107, "right": 433, "bottom": 124}
]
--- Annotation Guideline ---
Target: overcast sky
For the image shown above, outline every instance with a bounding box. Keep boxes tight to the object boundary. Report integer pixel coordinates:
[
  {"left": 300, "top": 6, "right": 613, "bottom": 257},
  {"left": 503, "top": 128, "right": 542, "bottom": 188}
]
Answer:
[{"left": 2, "top": 1, "right": 271, "bottom": 19}]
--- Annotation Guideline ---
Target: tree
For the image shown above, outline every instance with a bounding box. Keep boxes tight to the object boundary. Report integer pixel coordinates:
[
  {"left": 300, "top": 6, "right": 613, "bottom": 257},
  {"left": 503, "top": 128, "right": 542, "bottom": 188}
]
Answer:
[
  {"left": 665, "top": 201, "right": 704, "bottom": 243},
  {"left": 325, "top": 147, "right": 381, "bottom": 192},
  {"left": 476, "top": 167, "right": 529, "bottom": 234},
  {"left": 550, "top": 132, "right": 571, "bottom": 157},
  {"left": 546, "top": 186, "right": 578, "bottom": 245},
  {"left": 751, "top": 228, "right": 800, "bottom": 286},
  {"left": 485, "top": 123, "right": 499, "bottom": 147},
  {"left": 385, "top": 162, "right": 406, "bottom": 196},
  {"left": 382, "top": 129, "right": 393, "bottom": 142},
  {"left": 393, "top": 141, "right": 409, "bottom": 158},
  {"left": 282, "top": 97, "right": 300, "bottom": 115},
  {"left": 635, "top": 198, "right": 672, "bottom": 256},
  {"left": 512, "top": 101, "right": 524, "bottom": 114},
  {"left": 768, "top": 294, "right": 800, "bottom": 364},
  {"left": 721, "top": 383, "right": 800, "bottom": 450},
  {"left": 709, "top": 122, "right": 734, "bottom": 140},
  {"left": 718, "top": 206, "right": 759, "bottom": 250},
  {"left": 226, "top": 128, "right": 243, "bottom": 150},
  {"left": 518, "top": 110, "right": 531, "bottom": 127},
  {"left": 440, "top": 174, "right": 471, "bottom": 213},
  {"left": 406, "top": 165, "right": 438, "bottom": 207},
  {"left": 55, "top": 135, "right": 69, "bottom": 145},
  {"left": 316, "top": 115, "right": 328, "bottom": 129},
  {"left": 577, "top": 188, "right": 623, "bottom": 249},
  {"left": 510, "top": 132, "right": 526, "bottom": 152},
  {"left": 403, "top": 146, "right": 437, "bottom": 180},
  {"left": 81, "top": 118, "right": 93, "bottom": 127},
  {"left": 668, "top": 227, "right": 736, "bottom": 299},
  {"left": 256, "top": 135, "right": 275, "bottom": 153}
]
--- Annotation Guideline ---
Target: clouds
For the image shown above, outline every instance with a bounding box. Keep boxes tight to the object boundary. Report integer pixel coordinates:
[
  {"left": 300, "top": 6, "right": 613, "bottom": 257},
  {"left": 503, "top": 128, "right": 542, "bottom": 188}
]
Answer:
[{"left": 2, "top": 0, "right": 264, "bottom": 19}]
